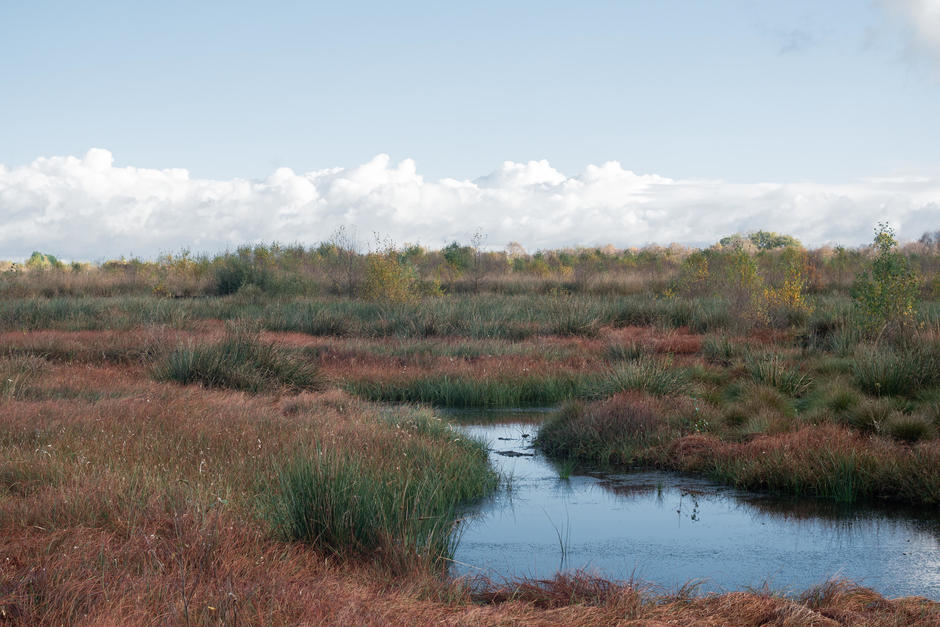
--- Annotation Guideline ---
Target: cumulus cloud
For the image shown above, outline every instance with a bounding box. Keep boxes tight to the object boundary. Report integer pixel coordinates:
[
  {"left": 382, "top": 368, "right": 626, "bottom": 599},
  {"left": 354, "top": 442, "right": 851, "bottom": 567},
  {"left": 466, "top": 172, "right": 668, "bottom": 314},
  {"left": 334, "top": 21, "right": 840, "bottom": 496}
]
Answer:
[
  {"left": 1, "top": 149, "right": 938, "bottom": 261},
  {"left": 884, "top": 0, "right": 940, "bottom": 60}
]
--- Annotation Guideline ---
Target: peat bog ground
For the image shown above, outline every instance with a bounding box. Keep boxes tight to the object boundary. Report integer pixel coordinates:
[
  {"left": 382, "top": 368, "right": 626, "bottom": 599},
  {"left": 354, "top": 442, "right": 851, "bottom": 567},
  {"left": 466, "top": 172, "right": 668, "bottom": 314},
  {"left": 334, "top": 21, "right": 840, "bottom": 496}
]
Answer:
[{"left": 2, "top": 237, "right": 939, "bottom": 624}]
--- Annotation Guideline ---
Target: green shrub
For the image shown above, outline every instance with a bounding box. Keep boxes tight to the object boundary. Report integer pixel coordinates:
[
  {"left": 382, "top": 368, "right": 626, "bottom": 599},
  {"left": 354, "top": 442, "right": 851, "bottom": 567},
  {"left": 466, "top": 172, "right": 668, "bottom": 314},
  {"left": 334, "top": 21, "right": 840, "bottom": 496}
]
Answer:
[
  {"left": 852, "top": 223, "right": 919, "bottom": 339},
  {"left": 362, "top": 249, "right": 421, "bottom": 304},
  {"left": 214, "top": 256, "right": 271, "bottom": 295}
]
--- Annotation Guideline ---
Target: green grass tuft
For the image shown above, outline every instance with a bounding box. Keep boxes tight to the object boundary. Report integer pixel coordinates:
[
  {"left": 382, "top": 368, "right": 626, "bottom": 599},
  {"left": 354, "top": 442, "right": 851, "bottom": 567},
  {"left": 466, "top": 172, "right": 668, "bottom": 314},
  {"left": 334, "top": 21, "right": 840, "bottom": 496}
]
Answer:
[
  {"left": 262, "top": 407, "right": 496, "bottom": 569},
  {"left": 852, "top": 343, "right": 940, "bottom": 397},
  {"left": 746, "top": 353, "right": 814, "bottom": 398},
  {"left": 885, "top": 412, "right": 934, "bottom": 443},
  {"left": 594, "top": 358, "right": 689, "bottom": 397},
  {"left": 153, "top": 324, "right": 323, "bottom": 393}
]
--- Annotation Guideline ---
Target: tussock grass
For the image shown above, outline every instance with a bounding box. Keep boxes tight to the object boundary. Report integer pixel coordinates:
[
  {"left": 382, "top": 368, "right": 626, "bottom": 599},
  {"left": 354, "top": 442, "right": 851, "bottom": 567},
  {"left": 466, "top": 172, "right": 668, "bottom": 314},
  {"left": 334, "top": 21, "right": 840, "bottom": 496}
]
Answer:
[
  {"left": 669, "top": 425, "right": 940, "bottom": 505},
  {"left": 702, "top": 334, "right": 741, "bottom": 365},
  {"left": 261, "top": 405, "right": 497, "bottom": 569},
  {"left": 604, "top": 341, "right": 644, "bottom": 362},
  {"left": 0, "top": 354, "right": 47, "bottom": 399},
  {"left": 843, "top": 397, "right": 897, "bottom": 434},
  {"left": 593, "top": 357, "right": 689, "bottom": 397},
  {"left": 538, "top": 395, "right": 667, "bottom": 465},
  {"left": 885, "top": 412, "right": 935, "bottom": 443},
  {"left": 746, "top": 352, "right": 814, "bottom": 397},
  {"left": 345, "top": 373, "right": 588, "bottom": 408},
  {"left": 264, "top": 413, "right": 496, "bottom": 569},
  {"left": 852, "top": 342, "right": 940, "bottom": 397},
  {"left": 153, "top": 324, "right": 323, "bottom": 393}
]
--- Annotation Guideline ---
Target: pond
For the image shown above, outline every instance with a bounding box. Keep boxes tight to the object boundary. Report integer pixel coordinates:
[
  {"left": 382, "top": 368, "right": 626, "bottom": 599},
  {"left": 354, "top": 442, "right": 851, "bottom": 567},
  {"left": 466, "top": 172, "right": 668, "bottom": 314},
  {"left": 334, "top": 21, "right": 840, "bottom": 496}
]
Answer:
[{"left": 449, "top": 413, "right": 940, "bottom": 600}]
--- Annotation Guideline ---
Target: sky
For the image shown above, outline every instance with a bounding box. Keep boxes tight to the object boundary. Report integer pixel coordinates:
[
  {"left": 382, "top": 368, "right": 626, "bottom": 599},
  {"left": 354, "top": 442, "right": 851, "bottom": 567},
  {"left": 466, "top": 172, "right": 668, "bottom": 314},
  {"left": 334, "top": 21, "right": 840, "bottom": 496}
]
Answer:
[{"left": 1, "top": 0, "right": 939, "bottom": 260}]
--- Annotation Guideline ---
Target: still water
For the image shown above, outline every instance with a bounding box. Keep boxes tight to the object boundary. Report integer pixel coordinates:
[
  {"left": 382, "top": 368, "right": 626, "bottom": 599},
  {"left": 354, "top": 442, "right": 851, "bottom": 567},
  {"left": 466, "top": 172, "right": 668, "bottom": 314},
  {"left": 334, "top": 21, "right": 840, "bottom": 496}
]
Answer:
[{"left": 450, "top": 415, "right": 940, "bottom": 599}]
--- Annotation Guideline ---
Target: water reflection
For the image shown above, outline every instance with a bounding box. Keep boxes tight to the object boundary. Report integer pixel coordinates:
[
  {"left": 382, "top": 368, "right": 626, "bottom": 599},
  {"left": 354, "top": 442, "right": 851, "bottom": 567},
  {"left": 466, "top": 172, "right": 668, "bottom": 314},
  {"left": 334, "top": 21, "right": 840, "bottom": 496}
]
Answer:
[{"left": 451, "top": 418, "right": 940, "bottom": 600}]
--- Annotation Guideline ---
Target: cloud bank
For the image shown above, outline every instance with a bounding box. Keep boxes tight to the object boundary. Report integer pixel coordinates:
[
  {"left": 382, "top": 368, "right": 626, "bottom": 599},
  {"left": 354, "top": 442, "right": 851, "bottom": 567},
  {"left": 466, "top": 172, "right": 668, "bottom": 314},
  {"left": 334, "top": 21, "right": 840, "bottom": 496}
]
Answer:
[
  {"left": 1, "top": 149, "right": 938, "bottom": 261},
  {"left": 886, "top": 0, "right": 940, "bottom": 61}
]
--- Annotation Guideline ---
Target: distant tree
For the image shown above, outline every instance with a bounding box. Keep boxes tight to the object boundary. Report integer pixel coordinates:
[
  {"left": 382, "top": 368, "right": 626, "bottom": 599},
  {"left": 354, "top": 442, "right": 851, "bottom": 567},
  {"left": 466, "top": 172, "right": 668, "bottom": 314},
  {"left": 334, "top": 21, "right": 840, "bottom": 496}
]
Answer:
[
  {"left": 25, "top": 251, "right": 64, "bottom": 270},
  {"left": 442, "top": 241, "right": 473, "bottom": 272},
  {"left": 748, "top": 230, "right": 802, "bottom": 250},
  {"left": 852, "top": 223, "right": 919, "bottom": 340},
  {"left": 505, "top": 241, "right": 527, "bottom": 260},
  {"left": 716, "top": 234, "right": 756, "bottom": 252},
  {"left": 362, "top": 237, "right": 420, "bottom": 304},
  {"left": 328, "top": 226, "right": 361, "bottom": 296},
  {"left": 918, "top": 230, "right": 940, "bottom": 251}
]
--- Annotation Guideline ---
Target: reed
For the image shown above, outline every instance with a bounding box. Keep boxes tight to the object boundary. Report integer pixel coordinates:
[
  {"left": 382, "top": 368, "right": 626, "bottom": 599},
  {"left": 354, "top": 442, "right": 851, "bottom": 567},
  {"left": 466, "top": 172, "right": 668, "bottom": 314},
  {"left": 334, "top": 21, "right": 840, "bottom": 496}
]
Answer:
[
  {"left": 345, "top": 373, "right": 589, "bottom": 408},
  {"left": 153, "top": 324, "right": 323, "bottom": 393}
]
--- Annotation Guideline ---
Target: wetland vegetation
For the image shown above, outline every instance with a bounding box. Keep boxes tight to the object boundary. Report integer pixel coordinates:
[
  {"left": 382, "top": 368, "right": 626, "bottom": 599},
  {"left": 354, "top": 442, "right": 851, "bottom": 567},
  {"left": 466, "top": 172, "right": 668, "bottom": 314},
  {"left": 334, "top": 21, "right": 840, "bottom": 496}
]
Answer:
[{"left": 1, "top": 227, "right": 939, "bottom": 623}]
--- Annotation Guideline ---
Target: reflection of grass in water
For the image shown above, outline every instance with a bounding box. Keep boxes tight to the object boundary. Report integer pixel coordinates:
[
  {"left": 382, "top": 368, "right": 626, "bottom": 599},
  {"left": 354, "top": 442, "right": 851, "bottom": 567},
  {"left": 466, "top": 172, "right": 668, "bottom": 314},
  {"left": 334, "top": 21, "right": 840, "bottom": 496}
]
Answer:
[
  {"left": 743, "top": 494, "right": 940, "bottom": 535},
  {"left": 589, "top": 469, "right": 940, "bottom": 540},
  {"left": 596, "top": 481, "right": 659, "bottom": 498},
  {"left": 543, "top": 508, "right": 571, "bottom": 572},
  {"left": 434, "top": 408, "right": 552, "bottom": 424},
  {"left": 556, "top": 460, "right": 576, "bottom": 480}
]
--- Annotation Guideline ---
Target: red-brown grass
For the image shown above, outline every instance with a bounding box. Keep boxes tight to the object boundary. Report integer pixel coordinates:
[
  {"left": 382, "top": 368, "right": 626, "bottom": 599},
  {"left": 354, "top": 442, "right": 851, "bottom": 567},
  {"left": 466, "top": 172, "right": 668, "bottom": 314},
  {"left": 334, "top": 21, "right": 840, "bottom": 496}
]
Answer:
[
  {"left": 2, "top": 310, "right": 940, "bottom": 624},
  {"left": 1, "top": 353, "right": 938, "bottom": 623},
  {"left": 659, "top": 424, "right": 940, "bottom": 504}
]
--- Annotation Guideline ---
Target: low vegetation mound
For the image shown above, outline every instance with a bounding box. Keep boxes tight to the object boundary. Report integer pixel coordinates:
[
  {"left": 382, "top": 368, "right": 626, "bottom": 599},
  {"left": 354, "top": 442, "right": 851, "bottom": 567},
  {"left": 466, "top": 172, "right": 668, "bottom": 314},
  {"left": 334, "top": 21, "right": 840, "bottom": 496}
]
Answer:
[
  {"left": 264, "top": 407, "right": 496, "bottom": 570},
  {"left": 153, "top": 324, "right": 324, "bottom": 393}
]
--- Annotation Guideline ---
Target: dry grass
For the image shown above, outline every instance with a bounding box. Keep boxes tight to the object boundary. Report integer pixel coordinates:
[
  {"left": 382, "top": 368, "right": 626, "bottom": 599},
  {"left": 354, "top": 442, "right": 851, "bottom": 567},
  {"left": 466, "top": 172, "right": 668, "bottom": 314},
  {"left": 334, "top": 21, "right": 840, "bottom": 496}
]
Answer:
[
  {"left": 660, "top": 425, "right": 940, "bottom": 504},
  {"left": 0, "top": 322, "right": 938, "bottom": 623}
]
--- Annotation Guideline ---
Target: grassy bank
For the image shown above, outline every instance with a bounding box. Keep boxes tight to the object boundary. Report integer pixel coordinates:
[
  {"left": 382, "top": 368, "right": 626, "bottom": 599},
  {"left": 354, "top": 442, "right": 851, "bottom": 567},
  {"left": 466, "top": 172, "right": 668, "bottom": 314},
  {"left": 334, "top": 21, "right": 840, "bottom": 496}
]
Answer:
[
  {"left": 537, "top": 333, "right": 940, "bottom": 505},
  {"left": 0, "top": 353, "right": 499, "bottom": 621},
  {"left": 2, "top": 234, "right": 939, "bottom": 621},
  {"left": 1, "top": 361, "right": 935, "bottom": 623}
]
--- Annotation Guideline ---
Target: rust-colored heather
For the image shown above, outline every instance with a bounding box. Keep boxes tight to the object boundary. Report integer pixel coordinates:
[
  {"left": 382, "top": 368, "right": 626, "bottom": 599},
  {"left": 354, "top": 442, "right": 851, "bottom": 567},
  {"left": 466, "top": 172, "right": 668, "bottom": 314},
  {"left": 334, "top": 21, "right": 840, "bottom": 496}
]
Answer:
[
  {"left": 603, "top": 326, "right": 705, "bottom": 356},
  {"left": 0, "top": 327, "right": 221, "bottom": 365},
  {"left": 1, "top": 332, "right": 938, "bottom": 624},
  {"left": 659, "top": 424, "right": 940, "bottom": 504}
]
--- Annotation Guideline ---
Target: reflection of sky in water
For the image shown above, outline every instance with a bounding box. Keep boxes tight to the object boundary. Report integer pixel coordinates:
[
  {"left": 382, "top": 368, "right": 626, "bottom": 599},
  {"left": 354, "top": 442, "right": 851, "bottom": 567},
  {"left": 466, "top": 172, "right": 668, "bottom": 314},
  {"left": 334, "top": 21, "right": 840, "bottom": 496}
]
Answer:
[{"left": 452, "top": 419, "right": 940, "bottom": 599}]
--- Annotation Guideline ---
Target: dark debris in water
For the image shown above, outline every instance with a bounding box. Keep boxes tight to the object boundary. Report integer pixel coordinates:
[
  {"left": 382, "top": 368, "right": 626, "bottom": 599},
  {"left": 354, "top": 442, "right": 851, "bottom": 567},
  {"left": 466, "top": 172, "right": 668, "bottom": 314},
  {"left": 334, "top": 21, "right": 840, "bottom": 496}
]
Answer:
[{"left": 495, "top": 450, "right": 535, "bottom": 457}]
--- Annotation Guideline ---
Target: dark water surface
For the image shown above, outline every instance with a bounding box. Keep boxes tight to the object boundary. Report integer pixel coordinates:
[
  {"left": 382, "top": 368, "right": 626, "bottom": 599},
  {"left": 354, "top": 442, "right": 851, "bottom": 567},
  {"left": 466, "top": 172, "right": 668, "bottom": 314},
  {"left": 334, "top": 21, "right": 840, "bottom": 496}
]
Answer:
[{"left": 450, "top": 415, "right": 940, "bottom": 599}]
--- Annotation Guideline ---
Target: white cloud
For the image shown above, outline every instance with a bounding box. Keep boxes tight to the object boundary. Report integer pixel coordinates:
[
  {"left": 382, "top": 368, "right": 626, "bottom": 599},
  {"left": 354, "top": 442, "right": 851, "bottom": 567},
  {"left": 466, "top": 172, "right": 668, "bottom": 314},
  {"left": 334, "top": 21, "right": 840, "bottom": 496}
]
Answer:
[
  {"left": 1, "top": 148, "right": 938, "bottom": 261},
  {"left": 884, "top": 0, "right": 940, "bottom": 60}
]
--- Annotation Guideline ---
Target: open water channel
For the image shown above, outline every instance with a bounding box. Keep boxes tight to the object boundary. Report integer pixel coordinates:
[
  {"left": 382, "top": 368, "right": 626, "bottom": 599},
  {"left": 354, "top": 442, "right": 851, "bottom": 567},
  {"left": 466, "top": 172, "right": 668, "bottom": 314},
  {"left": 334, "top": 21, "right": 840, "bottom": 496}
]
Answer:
[{"left": 448, "top": 411, "right": 940, "bottom": 599}]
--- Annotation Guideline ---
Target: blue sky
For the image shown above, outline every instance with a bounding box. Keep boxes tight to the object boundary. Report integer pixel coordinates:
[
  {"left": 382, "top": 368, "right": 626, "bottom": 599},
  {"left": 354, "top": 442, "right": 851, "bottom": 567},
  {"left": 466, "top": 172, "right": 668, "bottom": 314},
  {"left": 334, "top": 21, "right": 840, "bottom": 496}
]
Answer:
[{"left": 1, "top": 1, "right": 939, "bottom": 259}]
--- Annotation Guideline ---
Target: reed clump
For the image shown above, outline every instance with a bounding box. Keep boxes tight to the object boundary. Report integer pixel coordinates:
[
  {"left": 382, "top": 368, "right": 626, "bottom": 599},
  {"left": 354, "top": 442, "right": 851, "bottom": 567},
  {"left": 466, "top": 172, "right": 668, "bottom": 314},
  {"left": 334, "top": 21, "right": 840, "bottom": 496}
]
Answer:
[
  {"left": 264, "top": 414, "right": 496, "bottom": 570},
  {"left": 344, "top": 373, "right": 589, "bottom": 408},
  {"left": 153, "top": 323, "right": 323, "bottom": 393},
  {"left": 538, "top": 394, "right": 669, "bottom": 465},
  {"left": 593, "top": 357, "right": 689, "bottom": 397},
  {"left": 852, "top": 341, "right": 940, "bottom": 397}
]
